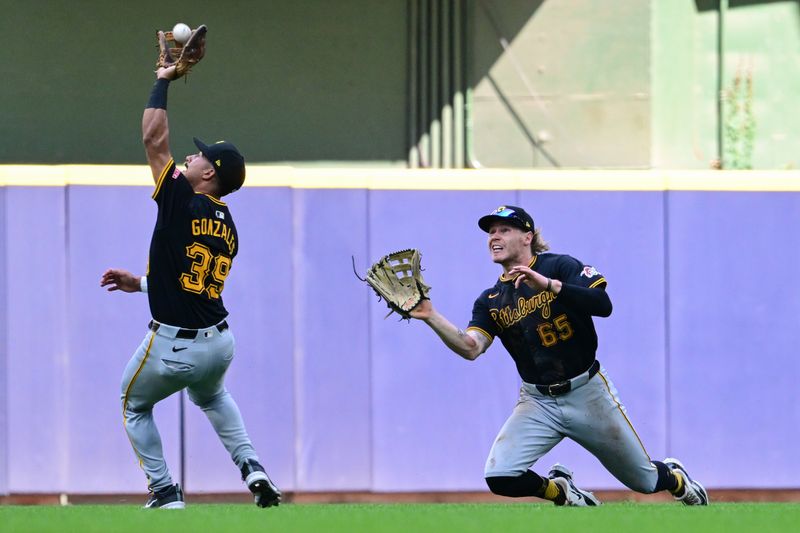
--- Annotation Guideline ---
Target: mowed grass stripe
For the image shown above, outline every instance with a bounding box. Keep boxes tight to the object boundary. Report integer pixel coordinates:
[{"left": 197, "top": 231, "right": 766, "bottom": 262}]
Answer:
[{"left": 0, "top": 502, "right": 797, "bottom": 533}]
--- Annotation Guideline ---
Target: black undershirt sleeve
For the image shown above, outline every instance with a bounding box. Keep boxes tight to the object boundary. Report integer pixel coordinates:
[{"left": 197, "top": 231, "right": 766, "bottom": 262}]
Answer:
[{"left": 557, "top": 282, "right": 613, "bottom": 317}]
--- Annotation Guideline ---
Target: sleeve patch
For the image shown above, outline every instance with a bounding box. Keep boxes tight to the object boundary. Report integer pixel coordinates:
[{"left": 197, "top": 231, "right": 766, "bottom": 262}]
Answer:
[{"left": 580, "top": 265, "right": 602, "bottom": 278}]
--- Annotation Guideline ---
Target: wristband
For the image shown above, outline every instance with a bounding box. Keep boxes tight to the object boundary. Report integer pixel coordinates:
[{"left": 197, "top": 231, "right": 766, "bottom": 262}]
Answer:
[
  {"left": 140, "top": 276, "right": 148, "bottom": 293},
  {"left": 146, "top": 78, "right": 170, "bottom": 110}
]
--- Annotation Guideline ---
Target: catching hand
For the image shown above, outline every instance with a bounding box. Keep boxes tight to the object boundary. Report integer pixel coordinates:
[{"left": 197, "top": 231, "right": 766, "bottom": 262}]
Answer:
[
  {"left": 508, "top": 265, "right": 549, "bottom": 290},
  {"left": 408, "top": 298, "right": 433, "bottom": 320},
  {"left": 156, "top": 66, "right": 177, "bottom": 80},
  {"left": 358, "top": 248, "right": 431, "bottom": 320},
  {"left": 156, "top": 25, "right": 207, "bottom": 78}
]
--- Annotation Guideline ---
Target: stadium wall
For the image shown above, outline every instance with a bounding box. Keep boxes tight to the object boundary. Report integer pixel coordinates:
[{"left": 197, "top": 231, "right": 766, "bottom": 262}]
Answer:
[
  {"left": 3, "top": 1, "right": 799, "bottom": 169},
  {"left": 0, "top": 167, "right": 798, "bottom": 496}
]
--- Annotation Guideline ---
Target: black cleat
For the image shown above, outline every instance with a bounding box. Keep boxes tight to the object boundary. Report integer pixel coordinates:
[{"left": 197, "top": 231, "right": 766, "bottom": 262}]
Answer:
[
  {"left": 241, "top": 458, "right": 282, "bottom": 508},
  {"left": 664, "top": 457, "right": 709, "bottom": 506},
  {"left": 144, "top": 483, "right": 185, "bottom": 509},
  {"left": 548, "top": 463, "right": 601, "bottom": 506}
]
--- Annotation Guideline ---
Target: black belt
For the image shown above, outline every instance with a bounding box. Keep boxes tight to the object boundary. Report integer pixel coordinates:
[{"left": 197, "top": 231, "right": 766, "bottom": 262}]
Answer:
[
  {"left": 149, "top": 320, "right": 229, "bottom": 339},
  {"left": 535, "top": 360, "right": 600, "bottom": 397}
]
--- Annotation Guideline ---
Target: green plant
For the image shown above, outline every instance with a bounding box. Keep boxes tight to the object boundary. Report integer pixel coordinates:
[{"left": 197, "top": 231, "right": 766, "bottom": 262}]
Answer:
[{"left": 722, "top": 63, "right": 756, "bottom": 169}]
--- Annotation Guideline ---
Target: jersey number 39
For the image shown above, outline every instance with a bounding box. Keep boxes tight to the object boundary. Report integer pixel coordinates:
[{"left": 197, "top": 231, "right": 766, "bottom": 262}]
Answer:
[{"left": 179, "top": 242, "right": 231, "bottom": 299}]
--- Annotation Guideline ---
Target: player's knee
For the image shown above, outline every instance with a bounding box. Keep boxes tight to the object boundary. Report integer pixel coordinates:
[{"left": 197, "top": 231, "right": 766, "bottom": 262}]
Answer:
[
  {"left": 485, "top": 475, "right": 522, "bottom": 497},
  {"left": 623, "top": 476, "right": 658, "bottom": 494},
  {"left": 187, "top": 391, "right": 207, "bottom": 407},
  {"left": 187, "top": 388, "right": 224, "bottom": 408},
  {"left": 612, "top": 463, "right": 663, "bottom": 494},
  {"left": 620, "top": 469, "right": 658, "bottom": 494}
]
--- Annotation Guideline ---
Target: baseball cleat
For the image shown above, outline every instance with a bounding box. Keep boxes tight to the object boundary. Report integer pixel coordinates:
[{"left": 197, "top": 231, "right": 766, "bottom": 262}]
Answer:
[
  {"left": 548, "top": 463, "right": 601, "bottom": 507},
  {"left": 241, "top": 458, "right": 282, "bottom": 508},
  {"left": 664, "top": 458, "right": 709, "bottom": 506},
  {"left": 144, "top": 483, "right": 185, "bottom": 509}
]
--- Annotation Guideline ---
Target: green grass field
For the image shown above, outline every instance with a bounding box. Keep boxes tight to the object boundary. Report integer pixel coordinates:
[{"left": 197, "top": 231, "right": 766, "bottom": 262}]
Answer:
[{"left": 1, "top": 502, "right": 797, "bottom": 533}]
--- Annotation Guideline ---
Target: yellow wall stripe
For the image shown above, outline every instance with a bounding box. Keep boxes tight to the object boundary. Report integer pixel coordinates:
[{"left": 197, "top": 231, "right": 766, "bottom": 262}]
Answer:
[{"left": 1, "top": 165, "right": 799, "bottom": 191}]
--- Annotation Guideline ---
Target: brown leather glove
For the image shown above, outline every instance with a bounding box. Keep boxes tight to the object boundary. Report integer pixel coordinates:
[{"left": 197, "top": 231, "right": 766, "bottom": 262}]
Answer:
[{"left": 157, "top": 24, "right": 207, "bottom": 78}]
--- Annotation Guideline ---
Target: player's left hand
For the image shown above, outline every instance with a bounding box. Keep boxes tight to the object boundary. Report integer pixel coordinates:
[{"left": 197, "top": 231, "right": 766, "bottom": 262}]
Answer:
[
  {"left": 100, "top": 268, "right": 141, "bottom": 293},
  {"left": 408, "top": 298, "right": 433, "bottom": 321},
  {"left": 508, "top": 265, "right": 549, "bottom": 290},
  {"left": 156, "top": 66, "right": 177, "bottom": 80}
]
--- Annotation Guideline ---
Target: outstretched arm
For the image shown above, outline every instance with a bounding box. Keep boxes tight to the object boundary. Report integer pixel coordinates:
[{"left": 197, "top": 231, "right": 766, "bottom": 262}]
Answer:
[
  {"left": 142, "top": 66, "right": 177, "bottom": 182},
  {"left": 409, "top": 300, "right": 491, "bottom": 361},
  {"left": 100, "top": 269, "right": 144, "bottom": 293}
]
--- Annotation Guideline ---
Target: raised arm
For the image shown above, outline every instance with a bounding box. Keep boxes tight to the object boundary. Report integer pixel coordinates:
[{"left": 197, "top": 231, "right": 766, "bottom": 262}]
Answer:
[
  {"left": 508, "top": 264, "right": 612, "bottom": 318},
  {"left": 553, "top": 282, "right": 612, "bottom": 317},
  {"left": 142, "top": 66, "right": 177, "bottom": 182},
  {"left": 409, "top": 300, "right": 491, "bottom": 361}
]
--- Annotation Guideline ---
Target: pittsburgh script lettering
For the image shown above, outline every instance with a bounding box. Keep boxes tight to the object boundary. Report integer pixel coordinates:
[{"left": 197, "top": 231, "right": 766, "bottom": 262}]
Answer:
[{"left": 490, "top": 291, "right": 556, "bottom": 329}]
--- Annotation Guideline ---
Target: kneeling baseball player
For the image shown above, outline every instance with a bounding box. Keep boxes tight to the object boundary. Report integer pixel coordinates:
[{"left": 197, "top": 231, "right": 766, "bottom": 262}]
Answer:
[
  {"left": 100, "top": 25, "right": 280, "bottom": 509},
  {"left": 400, "top": 206, "right": 709, "bottom": 506}
]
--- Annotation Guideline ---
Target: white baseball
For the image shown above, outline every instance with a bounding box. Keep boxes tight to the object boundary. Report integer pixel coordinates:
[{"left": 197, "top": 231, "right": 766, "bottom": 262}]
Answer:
[{"left": 172, "top": 23, "right": 192, "bottom": 44}]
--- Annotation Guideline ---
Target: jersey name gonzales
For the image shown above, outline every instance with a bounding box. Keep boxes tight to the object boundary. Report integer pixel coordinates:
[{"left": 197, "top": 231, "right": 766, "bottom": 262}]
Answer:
[{"left": 192, "top": 217, "right": 236, "bottom": 255}]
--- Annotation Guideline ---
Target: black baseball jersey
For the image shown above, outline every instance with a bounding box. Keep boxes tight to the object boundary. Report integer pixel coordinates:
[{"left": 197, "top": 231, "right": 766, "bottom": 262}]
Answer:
[
  {"left": 147, "top": 159, "right": 238, "bottom": 328},
  {"left": 467, "top": 253, "right": 607, "bottom": 385}
]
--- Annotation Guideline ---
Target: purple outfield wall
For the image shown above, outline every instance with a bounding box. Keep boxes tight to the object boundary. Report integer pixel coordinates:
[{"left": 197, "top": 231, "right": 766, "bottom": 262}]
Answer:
[
  {"left": 0, "top": 187, "right": 7, "bottom": 496},
  {"left": 0, "top": 178, "right": 798, "bottom": 495}
]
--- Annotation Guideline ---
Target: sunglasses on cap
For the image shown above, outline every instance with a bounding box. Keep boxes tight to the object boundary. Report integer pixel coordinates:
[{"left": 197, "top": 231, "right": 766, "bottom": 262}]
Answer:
[
  {"left": 478, "top": 205, "right": 534, "bottom": 233},
  {"left": 494, "top": 207, "right": 518, "bottom": 218}
]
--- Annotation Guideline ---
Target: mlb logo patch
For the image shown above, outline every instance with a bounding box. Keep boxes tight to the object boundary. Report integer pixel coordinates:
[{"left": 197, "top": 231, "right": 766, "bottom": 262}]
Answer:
[
  {"left": 171, "top": 168, "right": 181, "bottom": 180},
  {"left": 215, "top": 210, "right": 225, "bottom": 220}
]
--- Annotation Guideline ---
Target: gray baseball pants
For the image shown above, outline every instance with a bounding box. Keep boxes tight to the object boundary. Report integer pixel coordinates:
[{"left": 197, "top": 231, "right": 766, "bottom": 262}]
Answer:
[
  {"left": 121, "top": 320, "right": 259, "bottom": 492},
  {"left": 484, "top": 365, "right": 659, "bottom": 493}
]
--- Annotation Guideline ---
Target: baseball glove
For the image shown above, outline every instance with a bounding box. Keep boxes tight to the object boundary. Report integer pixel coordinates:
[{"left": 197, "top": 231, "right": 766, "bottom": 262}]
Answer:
[
  {"left": 156, "top": 24, "right": 207, "bottom": 78},
  {"left": 359, "top": 249, "right": 431, "bottom": 319}
]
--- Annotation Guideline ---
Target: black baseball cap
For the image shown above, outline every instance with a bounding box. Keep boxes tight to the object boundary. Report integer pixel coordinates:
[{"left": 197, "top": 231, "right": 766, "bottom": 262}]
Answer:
[
  {"left": 193, "top": 137, "right": 246, "bottom": 196},
  {"left": 478, "top": 205, "right": 535, "bottom": 233}
]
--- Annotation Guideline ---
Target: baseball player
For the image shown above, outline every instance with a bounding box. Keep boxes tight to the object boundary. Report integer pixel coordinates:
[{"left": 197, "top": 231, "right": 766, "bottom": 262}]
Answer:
[
  {"left": 408, "top": 205, "right": 708, "bottom": 506},
  {"left": 99, "top": 64, "right": 280, "bottom": 509}
]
